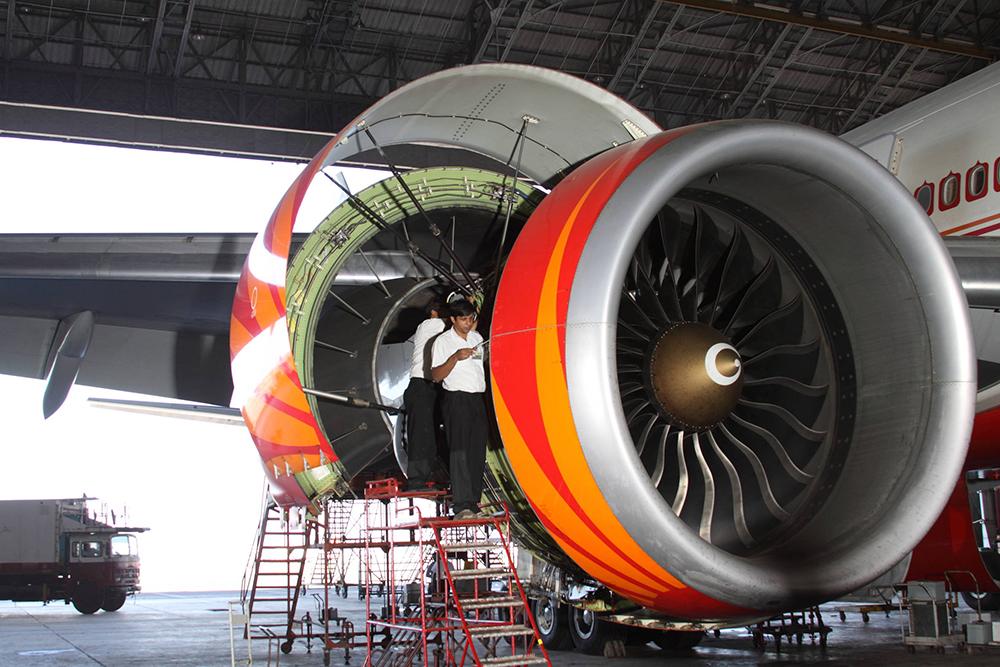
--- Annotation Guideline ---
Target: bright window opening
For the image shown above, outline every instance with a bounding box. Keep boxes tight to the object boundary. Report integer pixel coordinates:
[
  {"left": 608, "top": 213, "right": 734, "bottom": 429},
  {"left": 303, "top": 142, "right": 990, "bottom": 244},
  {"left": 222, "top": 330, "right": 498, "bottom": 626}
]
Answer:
[
  {"left": 111, "top": 535, "right": 137, "bottom": 557},
  {"left": 967, "top": 163, "right": 988, "bottom": 200},
  {"left": 940, "top": 173, "right": 960, "bottom": 210}
]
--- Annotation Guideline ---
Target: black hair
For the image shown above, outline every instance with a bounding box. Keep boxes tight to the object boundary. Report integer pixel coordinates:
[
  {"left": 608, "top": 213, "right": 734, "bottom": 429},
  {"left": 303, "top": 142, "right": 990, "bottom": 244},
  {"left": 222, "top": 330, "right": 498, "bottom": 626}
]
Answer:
[
  {"left": 449, "top": 298, "right": 477, "bottom": 318},
  {"left": 425, "top": 295, "right": 446, "bottom": 317}
]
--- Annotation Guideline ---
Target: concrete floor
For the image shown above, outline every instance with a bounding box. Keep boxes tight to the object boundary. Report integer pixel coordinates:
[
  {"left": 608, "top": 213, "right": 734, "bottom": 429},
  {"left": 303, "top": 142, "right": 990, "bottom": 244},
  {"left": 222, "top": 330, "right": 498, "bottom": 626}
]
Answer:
[{"left": 1, "top": 592, "right": 997, "bottom": 666}]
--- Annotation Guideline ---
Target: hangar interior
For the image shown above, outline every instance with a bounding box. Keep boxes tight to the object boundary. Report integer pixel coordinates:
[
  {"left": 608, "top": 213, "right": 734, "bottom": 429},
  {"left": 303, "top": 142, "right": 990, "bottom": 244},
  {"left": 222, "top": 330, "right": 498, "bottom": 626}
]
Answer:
[{"left": 3, "top": 1, "right": 1000, "bottom": 666}]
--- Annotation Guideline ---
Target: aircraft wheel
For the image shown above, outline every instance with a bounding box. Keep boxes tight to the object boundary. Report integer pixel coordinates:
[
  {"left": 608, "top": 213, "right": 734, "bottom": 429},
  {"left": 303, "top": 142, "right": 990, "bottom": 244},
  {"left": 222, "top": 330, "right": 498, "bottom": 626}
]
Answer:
[
  {"left": 961, "top": 591, "right": 1000, "bottom": 611},
  {"left": 100, "top": 589, "right": 127, "bottom": 612},
  {"left": 533, "top": 597, "right": 573, "bottom": 650},
  {"left": 568, "top": 607, "right": 622, "bottom": 655}
]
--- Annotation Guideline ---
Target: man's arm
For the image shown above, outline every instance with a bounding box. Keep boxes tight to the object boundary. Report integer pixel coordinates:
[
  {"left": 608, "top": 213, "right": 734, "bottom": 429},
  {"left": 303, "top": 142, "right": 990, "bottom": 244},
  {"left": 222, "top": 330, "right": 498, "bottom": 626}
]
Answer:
[{"left": 431, "top": 348, "right": 474, "bottom": 382}]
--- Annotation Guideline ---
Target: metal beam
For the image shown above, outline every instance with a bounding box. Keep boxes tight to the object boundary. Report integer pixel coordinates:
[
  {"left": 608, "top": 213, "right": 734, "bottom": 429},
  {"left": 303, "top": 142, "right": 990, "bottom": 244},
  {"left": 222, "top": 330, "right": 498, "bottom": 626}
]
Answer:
[
  {"left": 865, "top": 47, "right": 926, "bottom": 122},
  {"left": 473, "top": 0, "right": 511, "bottom": 63},
  {"left": 146, "top": 0, "right": 167, "bottom": 75},
  {"left": 4, "top": 0, "right": 15, "bottom": 61},
  {"left": 724, "top": 22, "right": 792, "bottom": 117},
  {"left": 0, "top": 100, "right": 333, "bottom": 161},
  {"left": 625, "top": 4, "right": 686, "bottom": 98},
  {"left": 840, "top": 43, "right": 909, "bottom": 128},
  {"left": 609, "top": 0, "right": 660, "bottom": 90},
  {"left": 746, "top": 27, "right": 812, "bottom": 116},
  {"left": 499, "top": 0, "right": 534, "bottom": 62},
  {"left": 661, "top": 0, "right": 996, "bottom": 60},
  {"left": 173, "top": 0, "right": 197, "bottom": 79}
]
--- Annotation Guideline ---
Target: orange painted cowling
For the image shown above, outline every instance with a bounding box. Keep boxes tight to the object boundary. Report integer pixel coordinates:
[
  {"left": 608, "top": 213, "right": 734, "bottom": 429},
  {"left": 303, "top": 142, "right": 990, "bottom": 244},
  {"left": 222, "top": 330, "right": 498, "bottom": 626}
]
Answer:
[
  {"left": 228, "top": 137, "right": 343, "bottom": 508},
  {"left": 490, "top": 129, "right": 752, "bottom": 619}
]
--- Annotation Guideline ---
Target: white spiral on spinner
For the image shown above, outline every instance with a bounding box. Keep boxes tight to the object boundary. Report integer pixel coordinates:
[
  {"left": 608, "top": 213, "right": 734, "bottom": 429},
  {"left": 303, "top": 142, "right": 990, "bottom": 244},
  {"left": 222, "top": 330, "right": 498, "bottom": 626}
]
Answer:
[{"left": 705, "top": 343, "right": 741, "bottom": 386}]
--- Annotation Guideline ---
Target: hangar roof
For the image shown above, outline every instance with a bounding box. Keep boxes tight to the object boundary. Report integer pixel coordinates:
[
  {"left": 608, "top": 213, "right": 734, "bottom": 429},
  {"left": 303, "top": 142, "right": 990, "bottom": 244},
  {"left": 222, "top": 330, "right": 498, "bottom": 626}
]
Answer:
[{"left": 1, "top": 1, "right": 998, "bottom": 150}]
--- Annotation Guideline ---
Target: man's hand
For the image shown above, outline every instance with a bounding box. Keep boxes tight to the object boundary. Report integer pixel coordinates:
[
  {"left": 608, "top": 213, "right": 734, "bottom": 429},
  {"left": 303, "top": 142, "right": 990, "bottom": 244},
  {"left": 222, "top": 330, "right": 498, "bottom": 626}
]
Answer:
[{"left": 433, "top": 347, "right": 476, "bottom": 382}]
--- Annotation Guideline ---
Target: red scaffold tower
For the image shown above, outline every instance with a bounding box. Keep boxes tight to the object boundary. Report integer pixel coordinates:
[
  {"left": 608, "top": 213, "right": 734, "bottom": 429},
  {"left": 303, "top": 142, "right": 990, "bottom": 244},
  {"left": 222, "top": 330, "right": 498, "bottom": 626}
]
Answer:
[{"left": 363, "top": 479, "right": 550, "bottom": 667}]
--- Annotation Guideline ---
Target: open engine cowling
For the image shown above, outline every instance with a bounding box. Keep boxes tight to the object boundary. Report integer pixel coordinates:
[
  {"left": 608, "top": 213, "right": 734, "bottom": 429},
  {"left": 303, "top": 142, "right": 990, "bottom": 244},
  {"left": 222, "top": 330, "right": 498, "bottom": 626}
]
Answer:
[
  {"left": 491, "top": 122, "right": 975, "bottom": 619},
  {"left": 231, "top": 64, "right": 975, "bottom": 620}
]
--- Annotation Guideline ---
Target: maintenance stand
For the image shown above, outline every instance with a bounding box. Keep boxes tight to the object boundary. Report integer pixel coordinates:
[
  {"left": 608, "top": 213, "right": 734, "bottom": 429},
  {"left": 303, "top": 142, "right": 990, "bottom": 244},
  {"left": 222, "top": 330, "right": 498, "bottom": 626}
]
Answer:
[{"left": 363, "top": 479, "right": 550, "bottom": 667}]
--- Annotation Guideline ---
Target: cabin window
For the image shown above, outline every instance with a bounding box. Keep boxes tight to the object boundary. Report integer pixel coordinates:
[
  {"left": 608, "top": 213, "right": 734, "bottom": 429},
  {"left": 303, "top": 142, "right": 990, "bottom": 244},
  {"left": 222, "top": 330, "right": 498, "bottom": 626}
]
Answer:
[
  {"left": 995, "top": 157, "right": 1000, "bottom": 191},
  {"left": 914, "top": 182, "right": 934, "bottom": 214},
  {"left": 73, "top": 541, "right": 104, "bottom": 558},
  {"left": 967, "top": 162, "right": 988, "bottom": 201},
  {"left": 111, "top": 535, "right": 137, "bottom": 557},
  {"left": 939, "top": 173, "right": 961, "bottom": 211}
]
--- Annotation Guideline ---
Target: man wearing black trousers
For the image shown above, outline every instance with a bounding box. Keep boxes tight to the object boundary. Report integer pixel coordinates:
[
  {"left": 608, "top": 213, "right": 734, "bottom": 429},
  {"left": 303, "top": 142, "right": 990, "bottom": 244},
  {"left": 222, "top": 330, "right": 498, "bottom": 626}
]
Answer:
[
  {"left": 402, "top": 297, "right": 446, "bottom": 490},
  {"left": 431, "top": 299, "right": 487, "bottom": 520}
]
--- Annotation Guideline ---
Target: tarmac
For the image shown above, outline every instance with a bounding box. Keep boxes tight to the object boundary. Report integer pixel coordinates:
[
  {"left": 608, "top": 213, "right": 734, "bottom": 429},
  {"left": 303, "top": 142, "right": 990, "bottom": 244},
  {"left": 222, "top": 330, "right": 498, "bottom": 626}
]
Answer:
[{"left": 2, "top": 591, "right": 999, "bottom": 666}]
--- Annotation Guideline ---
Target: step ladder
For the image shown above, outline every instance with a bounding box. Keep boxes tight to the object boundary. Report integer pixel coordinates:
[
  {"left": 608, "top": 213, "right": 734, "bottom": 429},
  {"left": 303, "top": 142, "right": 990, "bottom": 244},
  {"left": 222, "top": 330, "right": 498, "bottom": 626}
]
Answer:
[
  {"left": 243, "top": 500, "right": 312, "bottom": 648},
  {"left": 431, "top": 512, "right": 550, "bottom": 666}
]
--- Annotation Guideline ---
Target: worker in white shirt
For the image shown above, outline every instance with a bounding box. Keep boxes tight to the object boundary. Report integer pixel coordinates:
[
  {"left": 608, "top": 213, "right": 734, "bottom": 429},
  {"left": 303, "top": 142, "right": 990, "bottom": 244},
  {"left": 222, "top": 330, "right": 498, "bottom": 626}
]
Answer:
[
  {"left": 402, "top": 296, "right": 447, "bottom": 491},
  {"left": 431, "top": 298, "right": 487, "bottom": 520}
]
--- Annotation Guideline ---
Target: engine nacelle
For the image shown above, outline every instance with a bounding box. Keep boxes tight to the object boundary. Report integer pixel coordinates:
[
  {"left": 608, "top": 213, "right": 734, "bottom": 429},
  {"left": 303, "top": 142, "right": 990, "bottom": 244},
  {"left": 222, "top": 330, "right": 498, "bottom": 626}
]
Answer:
[
  {"left": 231, "top": 64, "right": 975, "bottom": 620},
  {"left": 491, "top": 122, "right": 974, "bottom": 619}
]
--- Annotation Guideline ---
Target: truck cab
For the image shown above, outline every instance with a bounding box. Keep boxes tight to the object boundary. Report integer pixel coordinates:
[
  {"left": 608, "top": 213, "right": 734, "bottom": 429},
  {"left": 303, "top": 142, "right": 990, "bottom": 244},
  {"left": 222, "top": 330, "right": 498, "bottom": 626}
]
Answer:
[{"left": 65, "top": 528, "right": 143, "bottom": 613}]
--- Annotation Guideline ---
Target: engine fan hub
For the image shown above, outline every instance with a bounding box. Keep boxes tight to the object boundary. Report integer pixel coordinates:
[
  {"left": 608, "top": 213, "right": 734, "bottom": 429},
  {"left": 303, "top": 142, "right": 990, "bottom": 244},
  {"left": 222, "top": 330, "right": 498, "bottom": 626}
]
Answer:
[{"left": 647, "top": 322, "right": 743, "bottom": 430}]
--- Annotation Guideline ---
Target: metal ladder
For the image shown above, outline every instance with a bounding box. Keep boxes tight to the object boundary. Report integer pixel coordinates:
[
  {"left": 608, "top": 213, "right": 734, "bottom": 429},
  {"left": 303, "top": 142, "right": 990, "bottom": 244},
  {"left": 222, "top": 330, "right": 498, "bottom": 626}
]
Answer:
[
  {"left": 243, "top": 500, "right": 312, "bottom": 650},
  {"left": 431, "top": 513, "right": 551, "bottom": 666}
]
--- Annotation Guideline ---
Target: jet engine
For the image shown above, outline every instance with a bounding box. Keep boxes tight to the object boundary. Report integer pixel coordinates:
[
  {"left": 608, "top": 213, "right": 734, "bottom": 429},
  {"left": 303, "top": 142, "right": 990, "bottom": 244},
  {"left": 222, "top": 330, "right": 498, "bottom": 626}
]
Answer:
[{"left": 230, "top": 65, "right": 975, "bottom": 621}]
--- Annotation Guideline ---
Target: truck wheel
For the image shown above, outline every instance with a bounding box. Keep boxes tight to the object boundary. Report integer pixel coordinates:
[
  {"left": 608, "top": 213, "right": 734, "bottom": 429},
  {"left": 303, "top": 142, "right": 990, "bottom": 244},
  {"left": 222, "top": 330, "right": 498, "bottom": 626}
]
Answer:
[
  {"left": 72, "top": 589, "right": 102, "bottom": 615},
  {"left": 568, "top": 607, "right": 623, "bottom": 655},
  {"left": 533, "top": 597, "right": 573, "bottom": 650},
  {"left": 652, "top": 630, "right": 704, "bottom": 651},
  {"left": 101, "top": 590, "right": 127, "bottom": 612}
]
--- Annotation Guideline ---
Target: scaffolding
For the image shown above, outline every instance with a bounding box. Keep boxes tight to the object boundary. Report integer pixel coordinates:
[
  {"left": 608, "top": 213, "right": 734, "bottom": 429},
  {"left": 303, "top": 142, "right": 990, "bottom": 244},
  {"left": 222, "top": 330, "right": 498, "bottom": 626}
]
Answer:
[{"left": 362, "top": 479, "right": 550, "bottom": 667}]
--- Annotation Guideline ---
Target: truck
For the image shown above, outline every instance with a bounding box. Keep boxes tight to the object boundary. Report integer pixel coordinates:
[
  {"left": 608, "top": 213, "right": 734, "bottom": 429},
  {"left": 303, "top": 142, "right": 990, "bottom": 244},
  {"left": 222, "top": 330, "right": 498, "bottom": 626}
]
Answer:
[{"left": 0, "top": 498, "right": 147, "bottom": 614}]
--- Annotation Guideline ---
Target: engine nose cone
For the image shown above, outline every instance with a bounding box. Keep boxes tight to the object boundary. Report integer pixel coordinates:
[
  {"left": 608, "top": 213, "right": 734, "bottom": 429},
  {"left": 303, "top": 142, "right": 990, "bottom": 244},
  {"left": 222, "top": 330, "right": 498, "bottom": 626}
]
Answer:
[{"left": 648, "top": 322, "right": 743, "bottom": 430}]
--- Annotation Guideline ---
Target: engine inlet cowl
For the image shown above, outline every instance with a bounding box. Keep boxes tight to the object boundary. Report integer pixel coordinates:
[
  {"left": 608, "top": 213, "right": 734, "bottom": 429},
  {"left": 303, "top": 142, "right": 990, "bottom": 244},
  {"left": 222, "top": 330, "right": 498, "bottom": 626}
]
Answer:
[{"left": 490, "top": 121, "right": 975, "bottom": 621}]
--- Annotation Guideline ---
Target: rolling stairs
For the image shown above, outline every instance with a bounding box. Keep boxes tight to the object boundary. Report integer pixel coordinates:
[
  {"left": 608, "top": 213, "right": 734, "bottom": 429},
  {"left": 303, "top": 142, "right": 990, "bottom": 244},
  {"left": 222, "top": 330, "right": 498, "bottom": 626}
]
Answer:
[
  {"left": 432, "top": 515, "right": 550, "bottom": 666},
  {"left": 243, "top": 500, "right": 313, "bottom": 650},
  {"left": 363, "top": 479, "right": 550, "bottom": 667}
]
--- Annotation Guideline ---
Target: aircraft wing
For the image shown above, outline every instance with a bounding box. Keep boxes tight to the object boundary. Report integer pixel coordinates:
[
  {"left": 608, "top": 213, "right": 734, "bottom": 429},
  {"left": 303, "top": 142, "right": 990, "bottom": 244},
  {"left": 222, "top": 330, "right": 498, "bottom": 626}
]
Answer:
[
  {"left": 0, "top": 232, "right": 428, "bottom": 408},
  {"left": 0, "top": 233, "right": 249, "bottom": 406}
]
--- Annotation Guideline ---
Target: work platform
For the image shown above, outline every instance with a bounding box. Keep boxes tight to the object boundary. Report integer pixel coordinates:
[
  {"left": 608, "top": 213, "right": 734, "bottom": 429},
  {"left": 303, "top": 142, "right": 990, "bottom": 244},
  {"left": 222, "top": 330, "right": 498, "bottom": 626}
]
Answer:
[
  {"left": 362, "top": 479, "right": 549, "bottom": 667},
  {"left": 239, "top": 479, "right": 548, "bottom": 666}
]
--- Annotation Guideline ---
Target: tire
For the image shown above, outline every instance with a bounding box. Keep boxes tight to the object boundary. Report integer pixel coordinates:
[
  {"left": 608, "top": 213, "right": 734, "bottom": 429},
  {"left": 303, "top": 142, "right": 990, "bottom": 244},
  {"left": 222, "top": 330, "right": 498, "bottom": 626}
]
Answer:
[
  {"left": 567, "top": 607, "right": 623, "bottom": 655},
  {"left": 652, "top": 630, "right": 704, "bottom": 651},
  {"left": 533, "top": 597, "right": 573, "bottom": 651},
  {"left": 100, "top": 589, "right": 127, "bottom": 612},
  {"left": 71, "top": 587, "right": 102, "bottom": 615},
  {"left": 961, "top": 590, "right": 1000, "bottom": 612}
]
